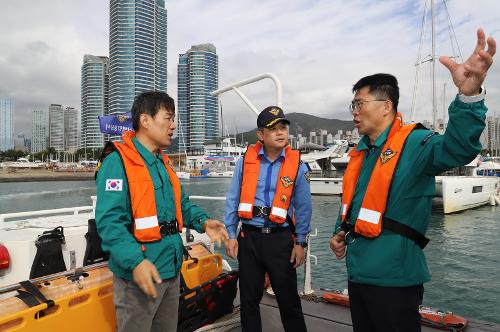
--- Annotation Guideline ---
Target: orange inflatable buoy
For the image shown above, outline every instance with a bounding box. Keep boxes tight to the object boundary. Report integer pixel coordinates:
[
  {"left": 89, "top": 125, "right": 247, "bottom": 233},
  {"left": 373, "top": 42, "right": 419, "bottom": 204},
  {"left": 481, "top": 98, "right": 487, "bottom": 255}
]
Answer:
[
  {"left": 321, "top": 291, "right": 350, "bottom": 307},
  {"left": 321, "top": 291, "right": 468, "bottom": 331},
  {"left": 419, "top": 306, "right": 468, "bottom": 331}
]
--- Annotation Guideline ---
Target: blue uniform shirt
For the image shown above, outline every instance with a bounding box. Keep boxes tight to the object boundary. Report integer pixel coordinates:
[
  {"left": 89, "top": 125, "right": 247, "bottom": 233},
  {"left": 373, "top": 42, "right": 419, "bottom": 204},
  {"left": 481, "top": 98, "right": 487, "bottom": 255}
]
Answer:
[{"left": 224, "top": 145, "right": 312, "bottom": 242}]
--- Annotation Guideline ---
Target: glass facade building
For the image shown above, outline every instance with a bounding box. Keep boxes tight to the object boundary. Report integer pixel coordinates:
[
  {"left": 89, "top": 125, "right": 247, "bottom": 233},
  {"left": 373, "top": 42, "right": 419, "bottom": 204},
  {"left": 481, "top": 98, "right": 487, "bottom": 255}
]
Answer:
[
  {"left": 177, "top": 44, "right": 219, "bottom": 152},
  {"left": 31, "top": 108, "right": 49, "bottom": 154},
  {"left": 81, "top": 55, "right": 109, "bottom": 149},
  {"left": 64, "top": 107, "right": 79, "bottom": 152},
  {"left": 109, "top": 0, "right": 168, "bottom": 115},
  {"left": 49, "top": 104, "right": 65, "bottom": 152},
  {"left": 0, "top": 97, "right": 14, "bottom": 151}
]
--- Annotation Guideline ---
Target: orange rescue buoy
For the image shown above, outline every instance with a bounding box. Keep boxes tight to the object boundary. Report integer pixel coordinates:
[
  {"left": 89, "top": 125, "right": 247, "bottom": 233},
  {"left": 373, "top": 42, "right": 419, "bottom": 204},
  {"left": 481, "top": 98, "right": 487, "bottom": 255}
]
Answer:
[{"left": 321, "top": 291, "right": 468, "bottom": 331}]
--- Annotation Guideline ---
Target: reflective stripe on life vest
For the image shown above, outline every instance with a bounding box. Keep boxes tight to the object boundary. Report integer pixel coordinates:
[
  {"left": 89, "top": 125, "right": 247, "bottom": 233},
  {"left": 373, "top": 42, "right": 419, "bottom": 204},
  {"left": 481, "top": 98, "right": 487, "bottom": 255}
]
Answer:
[
  {"left": 238, "top": 141, "right": 300, "bottom": 223},
  {"left": 112, "top": 131, "right": 183, "bottom": 242},
  {"left": 341, "top": 113, "right": 415, "bottom": 238}
]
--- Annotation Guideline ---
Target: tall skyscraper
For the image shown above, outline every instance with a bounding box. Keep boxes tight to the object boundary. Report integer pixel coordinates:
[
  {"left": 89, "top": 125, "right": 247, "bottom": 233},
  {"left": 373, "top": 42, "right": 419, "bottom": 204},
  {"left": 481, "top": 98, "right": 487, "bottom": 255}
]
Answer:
[
  {"left": 31, "top": 108, "right": 49, "bottom": 154},
  {"left": 49, "top": 104, "right": 65, "bottom": 152},
  {"left": 81, "top": 55, "right": 109, "bottom": 149},
  {"left": 64, "top": 107, "right": 79, "bottom": 152},
  {"left": 0, "top": 97, "right": 14, "bottom": 151},
  {"left": 486, "top": 115, "right": 499, "bottom": 156},
  {"left": 177, "top": 44, "right": 219, "bottom": 152},
  {"left": 109, "top": 0, "right": 168, "bottom": 115}
]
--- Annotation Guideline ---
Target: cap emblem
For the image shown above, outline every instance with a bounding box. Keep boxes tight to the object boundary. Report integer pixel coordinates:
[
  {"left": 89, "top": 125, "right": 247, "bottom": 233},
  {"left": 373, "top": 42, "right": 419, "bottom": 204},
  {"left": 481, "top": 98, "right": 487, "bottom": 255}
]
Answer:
[{"left": 269, "top": 108, "right": 280, "bottom": 115}]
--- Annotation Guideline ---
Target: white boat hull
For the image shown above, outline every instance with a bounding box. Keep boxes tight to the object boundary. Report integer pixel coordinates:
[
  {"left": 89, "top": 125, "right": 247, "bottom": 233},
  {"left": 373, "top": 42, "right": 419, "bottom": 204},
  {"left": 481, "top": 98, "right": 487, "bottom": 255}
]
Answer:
[
  {"left": 0, "top": 207, "right": 213, "bottom": 288},
  {"left": 207, "top": 171, "right": 234, "bottom": 178},
  {"left": 435, "top": 176, "right": 499, "bottom": 214},
  {"left": 310, "top": 178, "right": 342, "bottom": 195},
  {"left": 176, "top": 171, "right": 191, "bottom": 180}
]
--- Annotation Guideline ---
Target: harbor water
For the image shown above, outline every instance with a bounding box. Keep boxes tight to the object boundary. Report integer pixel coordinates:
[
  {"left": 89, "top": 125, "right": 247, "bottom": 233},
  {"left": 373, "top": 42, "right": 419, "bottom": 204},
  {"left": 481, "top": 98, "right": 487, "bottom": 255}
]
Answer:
[{"left": 0, "top": 179, "right": 499, "bottom": 324}]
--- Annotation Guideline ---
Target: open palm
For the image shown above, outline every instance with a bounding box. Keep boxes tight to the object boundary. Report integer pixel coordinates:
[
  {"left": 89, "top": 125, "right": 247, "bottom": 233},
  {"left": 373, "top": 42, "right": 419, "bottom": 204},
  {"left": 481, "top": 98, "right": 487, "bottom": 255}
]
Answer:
[
  {"left": 439, "top": 28, "right": 496, "bottom": 96},
  {"left": 204, "top": 219, "right": 229, "bottom": 248}
]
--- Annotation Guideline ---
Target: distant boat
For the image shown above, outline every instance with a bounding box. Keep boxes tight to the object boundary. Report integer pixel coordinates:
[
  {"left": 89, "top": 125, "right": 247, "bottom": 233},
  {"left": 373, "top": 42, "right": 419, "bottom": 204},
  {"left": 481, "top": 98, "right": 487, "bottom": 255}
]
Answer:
[
  {"left": 300, "top": 141, "right": 350, "bottom": 195},
  {"left": 1, "top": 158, "right": 44, "bottom": 169},
  {"left": 206, "top": 170, "right": 234, "bottom": 178}
]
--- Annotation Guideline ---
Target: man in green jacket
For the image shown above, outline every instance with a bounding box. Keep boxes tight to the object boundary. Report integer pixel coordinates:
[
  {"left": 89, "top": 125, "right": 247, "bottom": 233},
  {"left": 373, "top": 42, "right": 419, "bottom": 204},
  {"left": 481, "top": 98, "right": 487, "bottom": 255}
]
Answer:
[
  {"left": 330, "top": 29, "right": 495, "bottom": 332},
  {"left": 95, "top": 91, "right": 228, "bottom": 332}
]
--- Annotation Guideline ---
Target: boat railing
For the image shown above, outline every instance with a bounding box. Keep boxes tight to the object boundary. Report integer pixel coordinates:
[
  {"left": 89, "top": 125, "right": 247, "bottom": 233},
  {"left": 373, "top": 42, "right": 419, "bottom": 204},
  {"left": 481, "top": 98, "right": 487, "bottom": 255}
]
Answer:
[{"left": 0, "top": 206, "right": 94, "bottom": 223}]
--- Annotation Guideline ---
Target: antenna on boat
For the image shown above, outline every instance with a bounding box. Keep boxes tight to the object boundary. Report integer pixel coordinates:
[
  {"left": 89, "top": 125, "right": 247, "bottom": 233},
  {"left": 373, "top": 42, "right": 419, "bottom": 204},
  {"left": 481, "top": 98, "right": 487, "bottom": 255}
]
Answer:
[
  {"left": 410, "top": 0, "right": 428, "bottom": 123},
  {"left": 219, "top": 99, "right": 224, "bottom": 141}
]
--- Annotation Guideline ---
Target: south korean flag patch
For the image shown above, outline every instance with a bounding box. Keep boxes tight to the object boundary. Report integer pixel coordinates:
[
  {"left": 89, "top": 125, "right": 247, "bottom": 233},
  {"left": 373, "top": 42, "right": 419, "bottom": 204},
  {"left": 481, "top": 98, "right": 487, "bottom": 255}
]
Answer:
[{"left": 106, "top": 179, "right": 123, "bottom": 191}]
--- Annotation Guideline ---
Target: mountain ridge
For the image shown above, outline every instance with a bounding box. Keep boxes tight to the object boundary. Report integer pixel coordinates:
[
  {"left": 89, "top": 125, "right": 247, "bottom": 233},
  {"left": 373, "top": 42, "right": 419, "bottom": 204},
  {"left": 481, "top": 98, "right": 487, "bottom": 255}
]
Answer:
[
  {"left": 233, "top": 112, "right": 354, "bottom": 145},
  {"left": 168, "top": 112, "right": 354, "bottom": 152}
]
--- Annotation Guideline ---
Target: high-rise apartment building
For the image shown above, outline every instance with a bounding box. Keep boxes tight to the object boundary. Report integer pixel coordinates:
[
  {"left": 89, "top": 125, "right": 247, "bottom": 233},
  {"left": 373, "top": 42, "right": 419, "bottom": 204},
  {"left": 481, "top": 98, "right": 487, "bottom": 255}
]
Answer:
[
  {"left": 81, "top": 55, "right": 109, "bottom": 149},
  {"left": 109, "top": 0, "right": 168, "bottom": 115},
  {"left": 486, "top": 115, "right": 500, "bottom": 156},
  {"left": 49, "top": 104, "right": 65, "bottom": 152},
  {"left": 31, "top": 108, "right": 49, "bottom": 154},
  {"left": 0, "top": 97, "right": 14, "bottom": 151},
  {"left": 177, "top": 44, "right": 219, "bottom": 152},
  {"left": 64, "top": 107, "right": 79, "bottom": 152}
]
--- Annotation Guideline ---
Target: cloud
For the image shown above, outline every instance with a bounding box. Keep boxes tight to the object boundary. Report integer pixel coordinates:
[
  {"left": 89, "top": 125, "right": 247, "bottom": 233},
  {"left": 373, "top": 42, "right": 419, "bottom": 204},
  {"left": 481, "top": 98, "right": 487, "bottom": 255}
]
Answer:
[{"left": 1, "top": 0, "right": 499, "bottom": 137}]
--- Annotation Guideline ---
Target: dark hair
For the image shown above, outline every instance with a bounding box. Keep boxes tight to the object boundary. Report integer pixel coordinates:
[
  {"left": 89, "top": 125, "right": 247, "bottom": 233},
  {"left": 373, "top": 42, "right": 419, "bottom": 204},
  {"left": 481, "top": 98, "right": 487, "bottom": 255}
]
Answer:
[
  {"left": 131, "top": 91, "right": 175, "bottom": 131},
  {"left": 352, "top": 73, "right": 399, "bottom": 112}
]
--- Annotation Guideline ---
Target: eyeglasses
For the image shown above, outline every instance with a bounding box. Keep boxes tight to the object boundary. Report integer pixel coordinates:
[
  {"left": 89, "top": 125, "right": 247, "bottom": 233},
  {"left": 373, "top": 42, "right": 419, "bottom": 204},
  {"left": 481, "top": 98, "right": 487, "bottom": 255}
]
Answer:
[{"left": 349, "top": 99, "right": 387, "bottom": 114}]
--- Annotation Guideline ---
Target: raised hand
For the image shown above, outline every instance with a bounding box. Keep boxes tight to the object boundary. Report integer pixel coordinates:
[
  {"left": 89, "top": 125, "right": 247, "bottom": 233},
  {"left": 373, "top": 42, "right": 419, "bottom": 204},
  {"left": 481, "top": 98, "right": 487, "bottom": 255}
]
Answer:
[
  {"left": 204, "top": 219, "right": 229, "bottom": 248},
  {"left": 439, "top": 28, "right": 496, "bottom": 96}
]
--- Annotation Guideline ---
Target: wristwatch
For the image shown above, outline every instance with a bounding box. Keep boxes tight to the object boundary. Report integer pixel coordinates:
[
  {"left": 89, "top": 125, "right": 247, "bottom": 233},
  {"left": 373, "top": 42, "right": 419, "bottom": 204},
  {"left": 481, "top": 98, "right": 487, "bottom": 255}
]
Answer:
[
  {"left": 294, "top": 241, "right": 308, "bottom": 248},
  {"left": 458, "top": 85, "right": 486, "bottom": 103}
]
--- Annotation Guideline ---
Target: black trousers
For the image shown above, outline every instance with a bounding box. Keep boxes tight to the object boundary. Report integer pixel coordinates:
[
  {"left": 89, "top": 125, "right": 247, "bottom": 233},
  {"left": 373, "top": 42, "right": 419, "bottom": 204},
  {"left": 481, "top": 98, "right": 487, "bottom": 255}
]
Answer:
[
  {"left": 237, "top": 227, "right": 307, "bottom": 332},
  {"left": 348, "top": 281, "right": 424, "bottom": 332}
]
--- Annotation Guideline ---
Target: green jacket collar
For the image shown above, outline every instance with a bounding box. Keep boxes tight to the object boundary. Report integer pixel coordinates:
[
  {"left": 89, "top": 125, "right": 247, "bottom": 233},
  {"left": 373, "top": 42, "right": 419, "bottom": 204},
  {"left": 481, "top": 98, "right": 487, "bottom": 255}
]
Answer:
[
  {"left": 132, "top": 137, "right": 162, "bottom": 166},
  {"left": 356, "top": 125, "right": 392, "bottom": 151}
]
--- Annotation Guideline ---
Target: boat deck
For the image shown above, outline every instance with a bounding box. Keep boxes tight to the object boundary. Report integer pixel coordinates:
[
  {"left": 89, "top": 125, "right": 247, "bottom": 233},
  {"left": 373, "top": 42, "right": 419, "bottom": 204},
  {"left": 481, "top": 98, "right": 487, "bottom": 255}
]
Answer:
[{"left": 216, "top": 291, "right": 500, "bottom": 332}]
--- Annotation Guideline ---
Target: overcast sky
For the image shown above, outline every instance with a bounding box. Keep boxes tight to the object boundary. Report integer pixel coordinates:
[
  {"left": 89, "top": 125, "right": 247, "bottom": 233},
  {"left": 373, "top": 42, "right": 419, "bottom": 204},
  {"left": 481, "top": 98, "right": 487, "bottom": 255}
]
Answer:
[{"left": 1, "top": 0, "right": 499, "bottom": 137}]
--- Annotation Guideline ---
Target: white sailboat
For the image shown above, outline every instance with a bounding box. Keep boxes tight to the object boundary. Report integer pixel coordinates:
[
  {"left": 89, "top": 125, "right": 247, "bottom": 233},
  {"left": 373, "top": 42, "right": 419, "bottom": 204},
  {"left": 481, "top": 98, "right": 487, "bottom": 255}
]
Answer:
[{"left": 411, "top": 0, "right": 499, "bottom": 214}]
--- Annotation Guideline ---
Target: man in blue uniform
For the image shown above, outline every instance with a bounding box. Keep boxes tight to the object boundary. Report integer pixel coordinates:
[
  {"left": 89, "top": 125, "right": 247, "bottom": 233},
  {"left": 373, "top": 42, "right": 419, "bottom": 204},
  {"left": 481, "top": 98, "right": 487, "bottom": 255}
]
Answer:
[{"left": 225, "top": 106, "right": 312, "bottom": 332}]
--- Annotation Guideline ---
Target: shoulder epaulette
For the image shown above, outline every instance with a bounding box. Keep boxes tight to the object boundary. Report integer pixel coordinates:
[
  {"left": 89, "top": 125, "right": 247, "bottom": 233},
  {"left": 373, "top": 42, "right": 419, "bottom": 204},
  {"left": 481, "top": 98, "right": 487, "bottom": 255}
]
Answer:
[
  {"left": 411, "top": 123, "right": 438, "bottom": 145},
  {"left": 420, "top": 132, "right": 438, "bottom": 145}
]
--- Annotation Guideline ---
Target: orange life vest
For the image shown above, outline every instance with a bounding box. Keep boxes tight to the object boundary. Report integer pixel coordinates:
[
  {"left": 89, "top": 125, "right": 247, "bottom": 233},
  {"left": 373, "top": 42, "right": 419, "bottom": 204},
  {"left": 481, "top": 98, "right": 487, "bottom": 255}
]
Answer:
[
  {"left": 238, "top": 141, "right": 300, "bottom": 223},
  {"left": 341, "top": 113, "right": 415, "bottom": 238},
  {"left": 112, "top": 131, "right": 183, "bottom": 243}
]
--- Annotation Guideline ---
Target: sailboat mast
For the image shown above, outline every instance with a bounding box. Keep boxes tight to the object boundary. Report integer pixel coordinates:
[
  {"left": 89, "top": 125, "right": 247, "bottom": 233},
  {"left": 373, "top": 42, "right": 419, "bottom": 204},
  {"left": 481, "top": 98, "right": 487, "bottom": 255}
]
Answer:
[
  {"left": 431, "top": 0, "right": 437, "bottom": 131},
  {"left": 443, "top": 83, "right": 447, "bottom": 130},
  {"left": 410, "top": 0, "right": 428, "bottom": 122}
]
